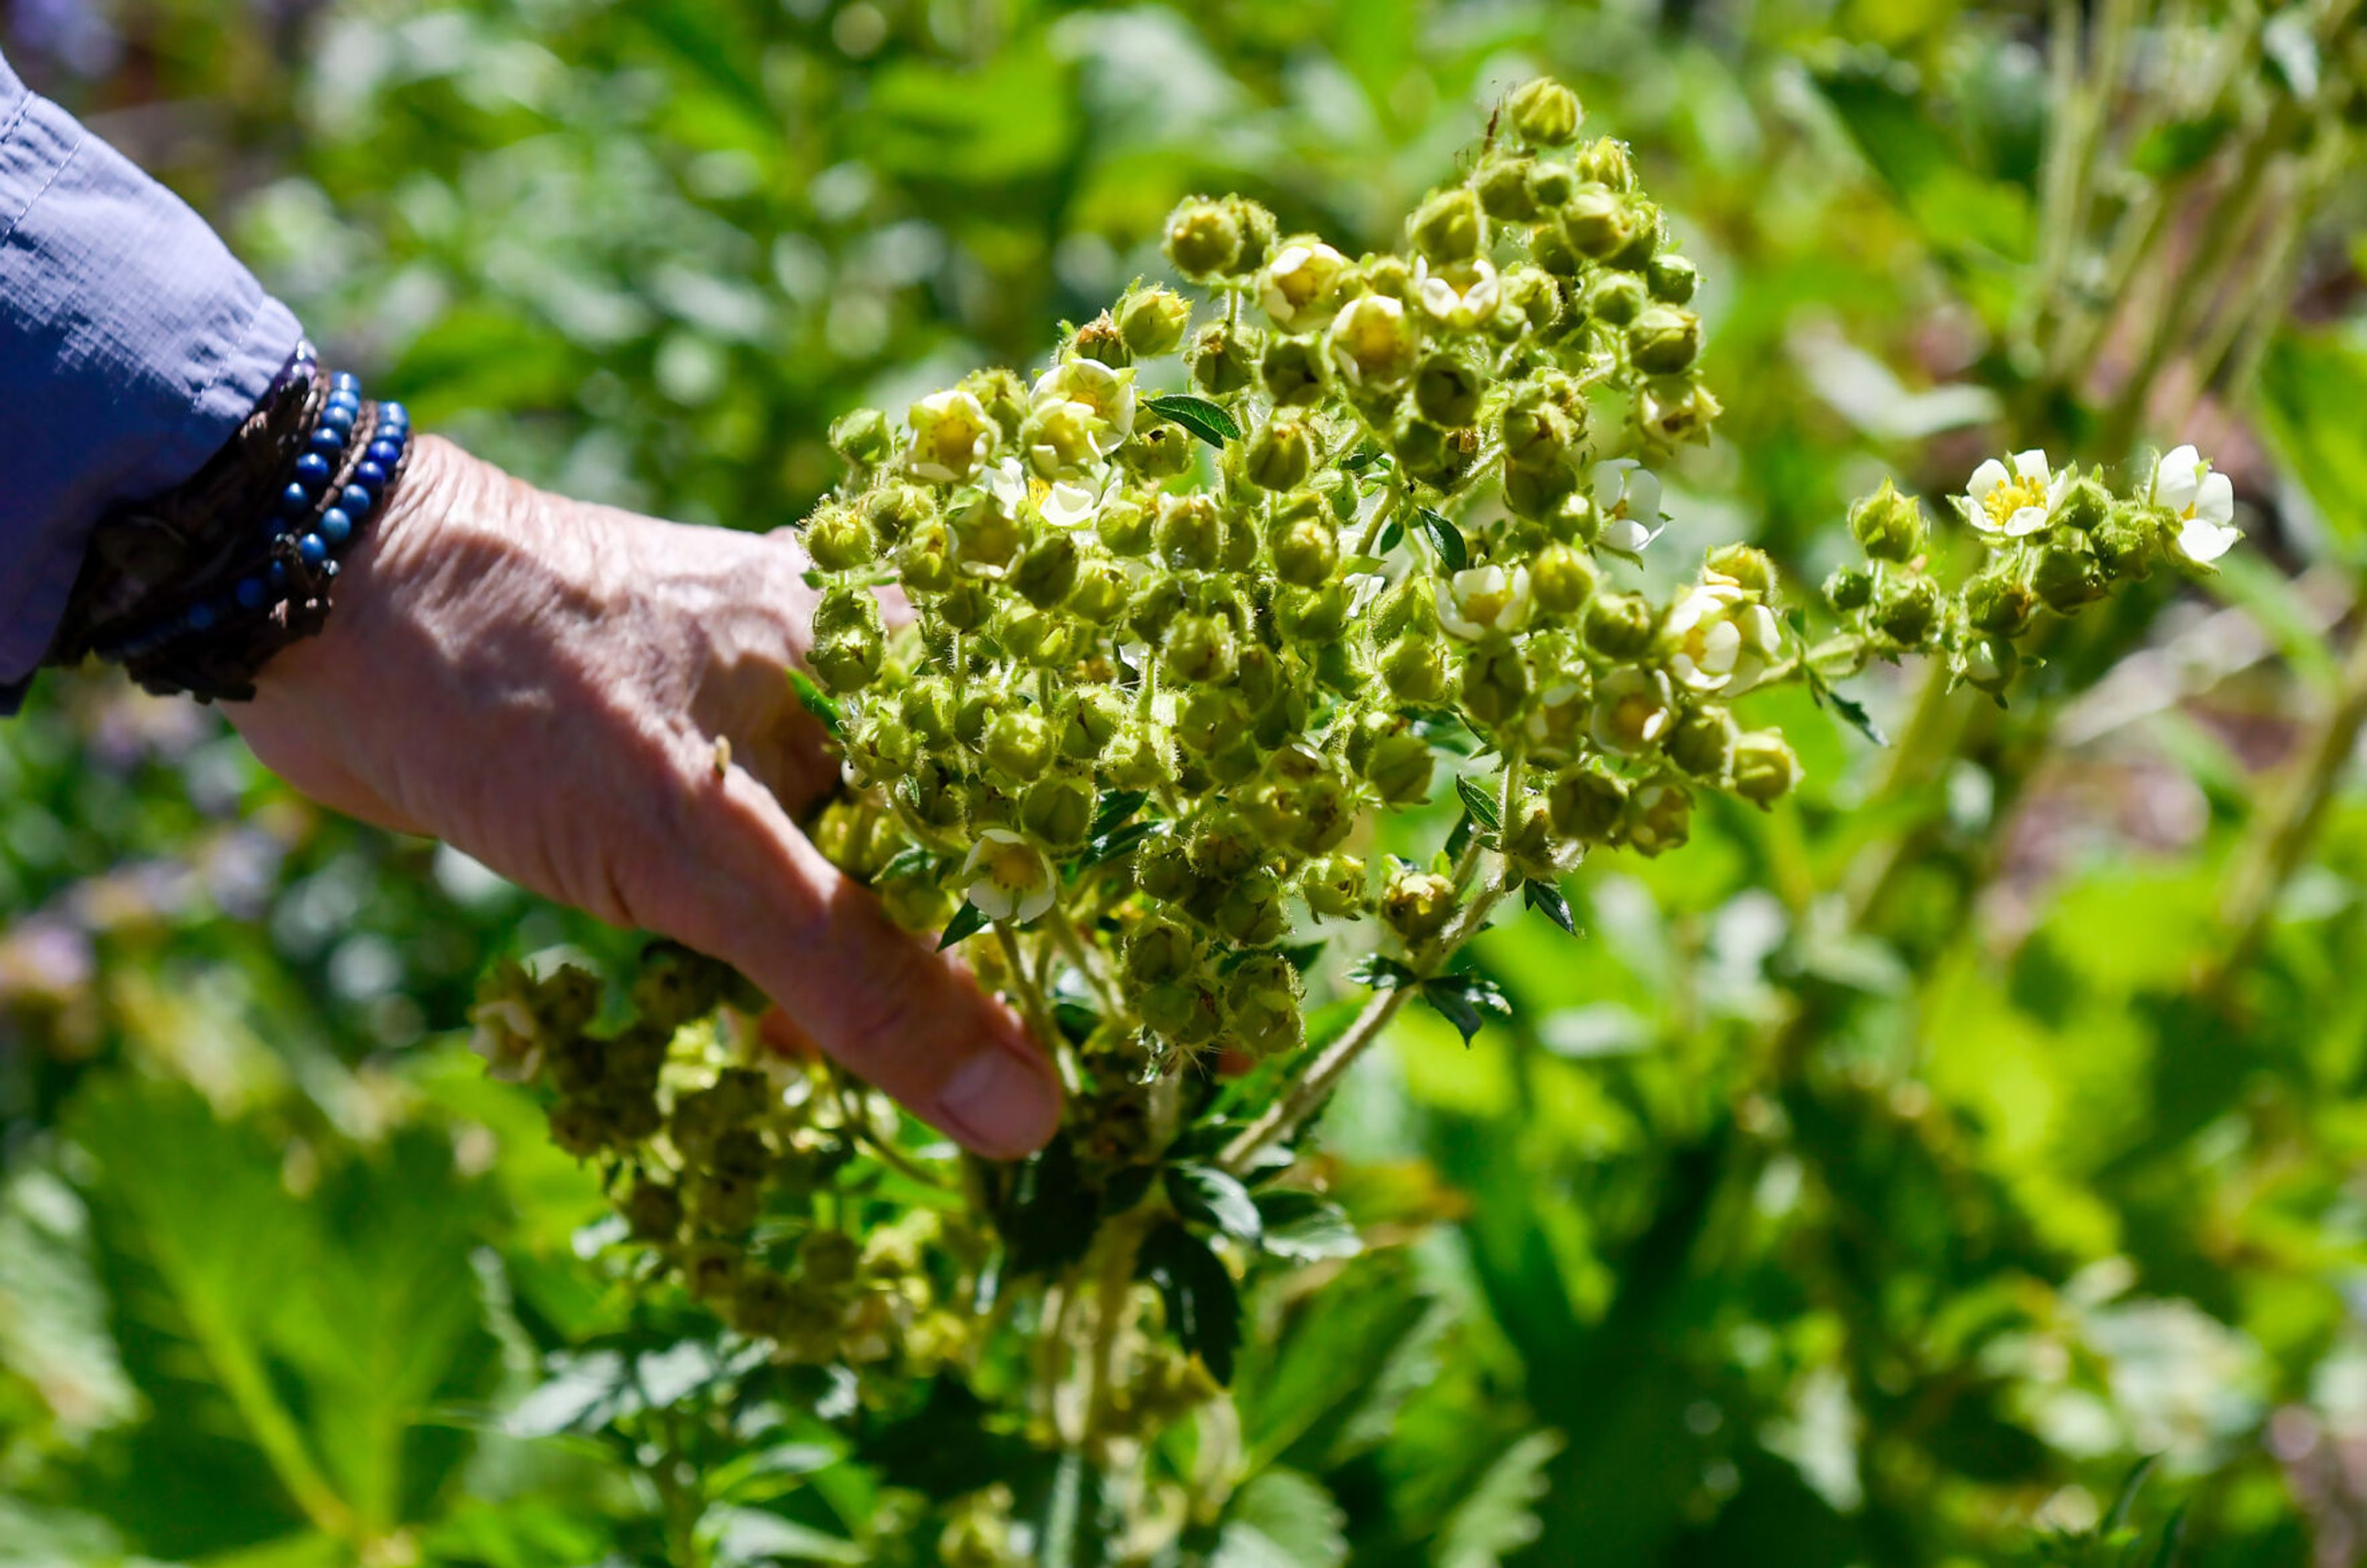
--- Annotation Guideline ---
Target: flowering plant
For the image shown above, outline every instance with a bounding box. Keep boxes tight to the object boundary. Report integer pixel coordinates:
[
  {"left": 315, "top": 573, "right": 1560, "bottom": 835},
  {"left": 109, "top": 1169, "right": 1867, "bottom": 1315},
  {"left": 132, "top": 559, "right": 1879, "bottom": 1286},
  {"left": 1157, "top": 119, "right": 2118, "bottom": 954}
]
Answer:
[{"left": 473, "top": 78, "right": 2239, "bottom": 1559}]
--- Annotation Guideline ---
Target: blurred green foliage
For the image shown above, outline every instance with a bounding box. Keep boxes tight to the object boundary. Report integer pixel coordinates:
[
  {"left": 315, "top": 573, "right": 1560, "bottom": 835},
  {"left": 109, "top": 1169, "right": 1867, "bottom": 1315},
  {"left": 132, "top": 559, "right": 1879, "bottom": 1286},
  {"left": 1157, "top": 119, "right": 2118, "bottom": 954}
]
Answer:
[{"left": 5, "top": 0, "right": 2367, "bottom": 1563}]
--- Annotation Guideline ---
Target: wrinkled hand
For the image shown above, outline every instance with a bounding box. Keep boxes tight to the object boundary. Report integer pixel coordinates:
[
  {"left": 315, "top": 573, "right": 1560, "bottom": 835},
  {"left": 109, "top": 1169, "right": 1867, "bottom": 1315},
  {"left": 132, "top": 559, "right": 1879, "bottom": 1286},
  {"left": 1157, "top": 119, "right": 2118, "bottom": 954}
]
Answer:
[{"left": 229, "top": 435, "right": 1061, "bottom": 1158}]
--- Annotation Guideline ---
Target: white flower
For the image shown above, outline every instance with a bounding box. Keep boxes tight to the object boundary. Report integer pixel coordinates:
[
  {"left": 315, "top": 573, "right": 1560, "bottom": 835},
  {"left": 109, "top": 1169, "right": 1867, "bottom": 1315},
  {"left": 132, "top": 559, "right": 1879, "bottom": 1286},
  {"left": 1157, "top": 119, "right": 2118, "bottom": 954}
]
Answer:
[
  {"left": 1258, "top": 240, "right": 1349, "bottom": 331},
  {"left": 984, "top": 457, "right": 1030, "bottom": 512},
  {"left": 1415, "top": 257, "right": 1502, "bottom": 331},
  {"left": 1664, "top": 581, "right": 1783, "bottom": 695},
  {"left": 1435, "top": 563, "right": 1532, "bottom": 640},
  {"left": 1592, "top": 665, "right": 1675, "bottom": 756},
  {"left": 960, "top": 829, "right": 1057, "bottom": 923},
  {"left": 2151, "top": 443, "right": 2240, "bottom": 565},
  {"left": 1592, "top": 459, "right": 1664, "bottom": 556},
  {"left": 1325, "top": 293, "right": 1419, "bottom": 387},
  {"left": 1042, "top": 476, "right": 1106, "bottom": 530},
  {"left": 1029, "top": 358, "right": 1136, "bottom": 454},
  {"left": 468, "top": 996, "right": 542, "bottom": 1084},
  {"left": 1523, "top": 679, "right": 1590, "bottom": 764},
  {"left": 1962, "top": 449, "right": 2066, "bottom": 537},
  {"left": 907, "top": 389, "right": 996, "bottom": 483}
]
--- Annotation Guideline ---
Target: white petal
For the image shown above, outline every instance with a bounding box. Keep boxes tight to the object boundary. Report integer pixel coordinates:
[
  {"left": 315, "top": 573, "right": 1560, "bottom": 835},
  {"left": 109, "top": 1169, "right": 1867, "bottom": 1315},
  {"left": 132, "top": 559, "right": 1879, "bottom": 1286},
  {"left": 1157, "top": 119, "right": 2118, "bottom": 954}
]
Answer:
[
  {"left": 1592, "top": 459, "right": 1632, "bottom": 510},
  {"left": 2194, "top": 470, "right": 2234, "bottom": 526},
  {"left": 2005, "top": 505, "right": 2050, "bottom": 537},
  {"left": 1740, "top": 604, "right": 1782, "bottom": 654},
  {"left": 2178, "top": 515, "right": 2241, "bottom": 564},
  {"left": 968, "top": 883, "right": 1016, "bottom": 920},
  {"left": 1629, "top": 468, "right": 1662, "bottom": 521},
  {"left": 1967, "top": 459, "right": 2009, "bottom": 500},
  {"left": 1418, "top": 277, "right": 1460, "bottom": 319},
  {"left": 1016, "top": 881, "right": 1058, "bottom": 923},
  {"left": 2154, "top": 449, "right": 2200, "bottom": 513},
  {"left": 2011, "top": 449, "right": 2051, "bottom": 483}
]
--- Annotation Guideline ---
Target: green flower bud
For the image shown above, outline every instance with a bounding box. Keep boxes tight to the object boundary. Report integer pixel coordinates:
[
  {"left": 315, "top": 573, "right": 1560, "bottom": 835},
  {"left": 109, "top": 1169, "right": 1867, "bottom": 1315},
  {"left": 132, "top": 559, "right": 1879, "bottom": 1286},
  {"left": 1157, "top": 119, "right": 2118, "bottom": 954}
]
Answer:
[
  {"left": 1624, "top": 780, "right": 1691, "bottom": 856},
  {"left": 1394, "top": 419, "right": 1482, "bottom": 491},
  {"left": 801, "top": 503, "right": 875, "bottom": 574},
  {"left": 1187, "top": 811, "right": 1261, "bottom": 881},
  {"left": 901, "top": 679, "right": 957, "bottom": 744},
  {"left": 1508, "top": 76, "right": 1583, "bottom": 145},
  {"left": 1215, "top": 869, "right": 1288, "bottom": 945},
  {"left": 1823, "top": 565, "right": 1874, "bottom": 611},
  {"left": 1126, "top": 576, "right": 1187, "bottom": 644},
  {"left": 895, "top": 517, "right": 959, "bottom": 592},
  {"left": 1270, "top": 510, "right": 1339, "bottom": 588},
  {"left": 1583, "top": 591, "right": 1656, "bottom": 659},
  {"left": 1849, "top": 478, "right": 1926, "bottom": 562},
  {"left": 1414, "top": 349, "right": 1488, "bottom": 427},
  {"left": 1381, "top": 868, "right": 1457, "bottom": 939},
  {"left": 1260, "top": 334, "right": 1328, "bottom": 407},
  {"left": 625, "top": 1181, "right": 684, "bottom": 1244},
  {"left": 1731, "top": 730, "right": 1801, "bottom": 807},
  {"left": 1277, "top": 582, "right": 1352, "bottom": 642},
  {"left": 682, "top": 1241, "right": 742, "bottom": 1302},
  {"left": 1057, "top": 688, "right": 1126, "bottom": 761},
  {"left": 1531, "top": 222, "right": 1584, "bottom": 278},
  {"left": 1301, "top": 854, "right": 1368, "bottom": 917},
  {"left": 1165, "top": 197, "right": 1242, "bottom": 280},
  {"left": 1364, "top": 732, "right": 1436, "bottom": 804},
  {"left": 1548, "top": 762, "right": 1629, "bottom": 841},
  {"left": 1069, "top": 311, "right": 1132, "bottom": 368},
  {"left": 1156, "top": 494, "right": 1227, "bottom": 570},
  {"left": 1584, "top": 268, "right": 1648, "bottom": 327},
  {"left": 1871, "top": 573, "right": 1940, "bottom": 646},
  {"left": 1962, "top": 570, "right": 2034, "bottom": 635},
  {"left": 1224, "top": 195, "right": 1280, "bottom": 274},
  {"left": 861, "top": 483, "right": 934, "bottom": 545},
  {"left": 1667, "top": 705, "right": 1736, "bottom": 779},
  {"left": 1640, "top": 379, "right": 1722, "bottom": 446},
  {"left": 1140, "top": 978, "right": 1221, "bottom": 1046},
  {"left": 1188, "top": 322, "right": 1260, "bottom": 396},
  {"left": 903, "top": 757, "right": 967, "bottom": 828},
  {"left": 1646, "top": 253, "right": 1699, "bottom": 303},
  {"left": 1461, "top": 645, "right": 1531, "bottom": 727},
  {"left": 1122, "top": 916, "right": 1198, "bottom": 987},
  {"left": 2053, "top": 473, "right": 2111, "bottom": 533},
  {"left": 1245, "top": 415, "right": 1315, "bottom": 492},
  {"left": 1372, "top": 574, "right": 1439, "bottom": 642},
  {"left": 2033, "top": 538, "right": 2105, "bottom": 615},
  {"left": 1381, "top": 634, "right": 1449, "bottom": 703},
  {"left": 829, "top": 406, "right": 894, "bottom": 468},
  {"left": 1501, "top": 796, "right": 1561, "bottom": 879},
  {"left": 1174, "top": 686, "right": 1246, "bottom": 757},
  {"left": 1499, "top": 265, "right": 1561, "bottom": 333},
  {"left": 1116, "top": 283, "right": 1193, "bottom": 357},
  {"left": 1560, "top": 183, "right": 1633, "bottom": 261},
  {"left": 1409, "top": 186, "right": 1485, "bottom": 263},
  {"left": 949, "top": 491, "right": 1023, "bottom": 571},
  {"left": 1011, "top": 531, "right": 1081, "bottom": 608},
  {"left": 1627, "top": 302, "right": 1702, "bottom": 375},
  {"left": 960, "top": 366, "right": 1029, "bottom": 444},
  {"left": 1136, "top": 834, "right": 1199, "bottom": 904},
  {"left": 1475, "top": 153, "right": 1539, "bottom": 220},
  {"left": 1703, "top": 543, "right": 1775, "bottom": 598},
  {"left": 1068, "top": 556, "right": 1130, "bottom": 623},
  {"left": 981, "top": 709, "right": 1053, "bottom": 782},
  {"left": 2091, "top": 505, "right": 2156, "bottom": 581},
  {"left": 1532, "top": 542, "right": 1599, "bottom": 615},
  {"left": 1524, "top": 159, "right": 1579, "bottom": 211},
  {"left": 1609, "top": 200, "right": 1663, "bottom": 272},
  {"left": 1500, "top": 386, "right": 1585, "bottom": 470},
  {"left": 1104, "top": 720, "right": 1179, "bottom": 791},
  {"left": 1576, "top": 135, "right": 1636, "bottom": 191},
  {"left": 1021, "top": 776, "right": 1097, "bottom": 851},
  {"left": 1163, "top": 613, "right": 1239, "bottom": 685},
  {"left": 809, "top": 601, "right": 885, "bottom": 692},
  {"left": 935, "top": 578, "right": 995, "bottom": 631}
]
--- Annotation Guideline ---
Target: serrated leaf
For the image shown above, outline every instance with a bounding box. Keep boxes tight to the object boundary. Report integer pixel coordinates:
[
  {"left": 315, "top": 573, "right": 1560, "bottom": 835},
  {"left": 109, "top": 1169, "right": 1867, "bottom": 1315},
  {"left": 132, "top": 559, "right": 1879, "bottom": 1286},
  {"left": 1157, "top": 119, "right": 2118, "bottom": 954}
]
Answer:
[
  {"left": 997, "top": 1138, "right": 1098, "bottom": 1277},
  {"left": 1415, "top": 507, "right": 1469, "bottom": 571},
  {"left": 938, "top": 900, "right": 987, "bottom": 950},
  {"left": 1211, "top": 1469, "right": 1347, "bottom": 1568},
  {"left": 1346, "top": 953, "right": 1418, "bottom": 990},
  {"left": 1434, "top": 1431, "right": 1564, "bottom": 1568},
  {"left": 1453, "top": 774, "right": 1502, "bottom": 832},
  {"left": 1822, "top": 683, "right": 1890, "bottom": 747},
  {"left": 1139, "top": 1223, "right": 1241, "bottom": 1384},
  {"left": 1254, "top": 1191, "right": 1362, "bottom": 1262},
  {"left": 1143, "top": 393, "right": 1241, "bottom": 446},
  {"left": 787, "top": 669, "right": 843, "bottom": 739},
  {"left": 1521, "top": 879, "right": 1577, "bottom": 936},
  {"left": 1166, "top": 1164, "right": 1262, "bottom": 1243}
]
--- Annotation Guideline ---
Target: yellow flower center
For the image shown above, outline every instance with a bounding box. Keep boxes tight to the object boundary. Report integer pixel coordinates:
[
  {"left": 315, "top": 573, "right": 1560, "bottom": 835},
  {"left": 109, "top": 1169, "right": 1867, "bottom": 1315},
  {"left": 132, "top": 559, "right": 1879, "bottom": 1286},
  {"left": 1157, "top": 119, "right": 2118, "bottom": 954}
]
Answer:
[
  {"left": 985, "top": 842, "right": 1041, "bottom": 891},
  {"left": 1981, "top": 472, "right": 2048, "bottom": 530}
]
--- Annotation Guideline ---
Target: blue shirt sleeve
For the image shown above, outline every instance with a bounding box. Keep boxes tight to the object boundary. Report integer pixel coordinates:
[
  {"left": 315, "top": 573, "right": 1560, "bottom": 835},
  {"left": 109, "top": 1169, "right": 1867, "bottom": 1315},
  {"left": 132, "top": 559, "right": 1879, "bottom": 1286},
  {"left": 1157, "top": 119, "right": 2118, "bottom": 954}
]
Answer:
[{"left": 0, "top": 47, "right": 303, "bottom": 709}]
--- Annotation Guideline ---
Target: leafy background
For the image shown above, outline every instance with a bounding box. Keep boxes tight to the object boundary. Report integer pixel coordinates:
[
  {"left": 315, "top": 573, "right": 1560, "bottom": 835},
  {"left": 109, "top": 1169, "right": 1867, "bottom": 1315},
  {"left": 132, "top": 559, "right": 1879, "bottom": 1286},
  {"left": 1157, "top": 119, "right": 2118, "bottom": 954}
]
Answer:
[{"left": 4, "top": 0, "right": 2367, "bottom": 1562}]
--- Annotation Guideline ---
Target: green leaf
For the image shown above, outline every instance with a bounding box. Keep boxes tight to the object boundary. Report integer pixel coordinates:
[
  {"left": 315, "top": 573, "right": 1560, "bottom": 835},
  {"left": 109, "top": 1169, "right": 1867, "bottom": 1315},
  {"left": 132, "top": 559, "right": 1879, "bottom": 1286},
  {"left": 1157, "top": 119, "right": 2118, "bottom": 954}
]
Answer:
[
  {"left": 1165, "top": 1164, "right": 1262, "bottom": 1243},
  {"left": 1805, "top": 664, "right": 1890, "bottom": 747},
  {"left": 1210, "top": 1469, "right": 1347, "bottom": 1568},
  {"left": 1052, "top": 1000, "right": 1100, "bottom": 1045},
  {"left": 1138, "top": 1223, "right": 1241, "bottom": 1385},
  {"left": 708, "top": 1505, "right": 867, "bottom": 1566},
  {"left": 1254, "top": 1191, "right": 1362, "bottom": 1262},
  {"left": 1143, "top": 394, "right": 1241, "bottom": 447},
  {"left": 1521, "top": 879, "right": 1578, "bottom": 936},
  {"left": 787, "top": 669, "right": 843, "bottom": 739},
  {"left": 1076, "top": 818, "right": 1156, "bottom": 870},
  {"left": 1415, "top": 506, "right": 1469, "bottom": 571},
  {"left": 1434, "top": 1431, "right": 1564, "bottom": 1568},
  {"left": 876, "top": 844, "right": 939, "bottom": 883},
  {"left": 1089, "top": 790, "right": 1149, "bottom": 839},
  {"left": 938, "top": 900, "right": 987, "bottom": 950},
  {"left": 996, "top": 1139, "right": 1099, "bottom": 1277},
  {"left": 2257, "top": 327, "right": 2367, "bottom": 563},
  {"left": 1373, "top": 517, "right": 1406, "bottom": 555},
  {"left": 1421, "top": 973, "right": 1512, "bottom": 1046},
  {"left": 1237, "top": 1252, "right": 1436, "bottom": 1471},
  {"left": 1453, "top": 773, "right": 1502, "bottom": 832},
  {"left": 1347, "top": 953, "right": 1418, "bottom": 990}
]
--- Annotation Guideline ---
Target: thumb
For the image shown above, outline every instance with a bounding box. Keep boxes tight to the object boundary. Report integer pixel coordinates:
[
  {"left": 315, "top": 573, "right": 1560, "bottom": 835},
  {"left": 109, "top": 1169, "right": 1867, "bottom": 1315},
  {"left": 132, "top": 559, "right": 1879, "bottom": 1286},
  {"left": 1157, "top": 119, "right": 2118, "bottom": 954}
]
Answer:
[{"left": 650, "top": 765, "right": 1063, "bottom": 1160}]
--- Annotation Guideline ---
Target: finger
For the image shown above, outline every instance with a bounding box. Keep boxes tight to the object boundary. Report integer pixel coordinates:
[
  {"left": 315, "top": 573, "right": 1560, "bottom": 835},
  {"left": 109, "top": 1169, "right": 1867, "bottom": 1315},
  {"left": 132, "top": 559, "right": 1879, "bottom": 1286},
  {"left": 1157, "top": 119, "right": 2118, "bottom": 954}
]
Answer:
[
  {"left": 761, "top": 1007, "right": 821, "bottom": 1060},
  {"left": 642, "top": 760, "right": 1062, "bottom": 1159}
]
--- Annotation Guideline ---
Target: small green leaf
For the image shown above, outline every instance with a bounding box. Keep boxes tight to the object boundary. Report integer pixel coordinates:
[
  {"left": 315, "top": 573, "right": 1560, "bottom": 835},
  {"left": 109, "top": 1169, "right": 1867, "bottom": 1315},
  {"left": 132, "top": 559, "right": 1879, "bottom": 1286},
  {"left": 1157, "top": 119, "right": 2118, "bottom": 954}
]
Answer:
[
  {"left": 1341, "top": 442, "right": 1386, "bottom": 472},
  {"left": 1254, "top": 1191, "right": 1362, "bottom": 1262},
  {"left": 1822, "top": 683, "right": 1891, "bottom": 747},
  {"left": 1373, "top": 517, "right": 1406, "bottom": 555},
  {"left": 1139, "top": 1222, "right": 1242, "bottom": 1384},
  {"left": 1521, "top": 879, "right": 1578, "bottom": 936},
  {"left": 938, "top": 900, "right": 987, "bottom": 950},
  {"left": 1052, "top": 1000, "right": 1100, "bottom": 1045},
  {"left": 1415, "top": 506, "right": 1469, "bottom": 571},
  {"left": 1089, "top": 790, "right": 1149, "bottom": 839},
  {"left": 1420, "top": 973, "right": 1511, "bottom": 1045},
  {"left": 1453, "top": 774, "right": 1502, "bottom": 832},
  {"left": 1144, "top": 393, "right": 1241, "bottom": 446},
  {"left": 1279, "top": 941, "right": 1327, "bottom": 974},
  {"left": 1347, "top": 953, "right": 1419, "bottom": 990},
  {"left": 877, "top": 844, "right": 939, "bottom": 883},
  {"left": 1076, "top": 818, "right": 1156, "bottom": 869},
  {"left": 1166, "top": 1164, "right": 1262, "bottom": 1243},
  {"left": 787, "top": 669, "right": 843, "bottom": 739}
]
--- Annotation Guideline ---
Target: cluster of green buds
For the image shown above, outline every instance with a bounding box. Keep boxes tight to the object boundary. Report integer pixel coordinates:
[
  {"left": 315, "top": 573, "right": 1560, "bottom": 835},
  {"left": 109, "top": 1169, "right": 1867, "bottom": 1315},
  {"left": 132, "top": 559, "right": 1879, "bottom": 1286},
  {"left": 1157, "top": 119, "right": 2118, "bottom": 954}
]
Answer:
[
  {"left": 1818, "top": 443, "right": 2242, "bottom": 697},
  {"left": 476, "top": 78, "right": 2240, "bottom": 1537},
  {"left": 472, "top": 946, "right": 986, "bottom": 1379}
]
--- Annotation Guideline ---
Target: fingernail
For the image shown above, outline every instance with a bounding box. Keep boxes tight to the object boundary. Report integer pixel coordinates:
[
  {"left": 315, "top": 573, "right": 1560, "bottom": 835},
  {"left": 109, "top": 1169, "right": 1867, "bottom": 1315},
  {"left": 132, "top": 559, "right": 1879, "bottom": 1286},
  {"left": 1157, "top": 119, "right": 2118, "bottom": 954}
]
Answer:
[{"left": 936, "top": 1046, "right": 1058, "bottom": 1156}]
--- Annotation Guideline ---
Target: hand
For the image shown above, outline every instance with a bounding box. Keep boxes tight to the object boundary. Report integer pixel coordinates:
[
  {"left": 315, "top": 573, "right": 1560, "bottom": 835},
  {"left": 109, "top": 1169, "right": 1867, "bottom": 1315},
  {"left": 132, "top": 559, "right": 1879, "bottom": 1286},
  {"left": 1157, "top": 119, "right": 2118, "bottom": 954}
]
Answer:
[{"left": 227, "top": 435, "right": 1063, "bottom": 1158}]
